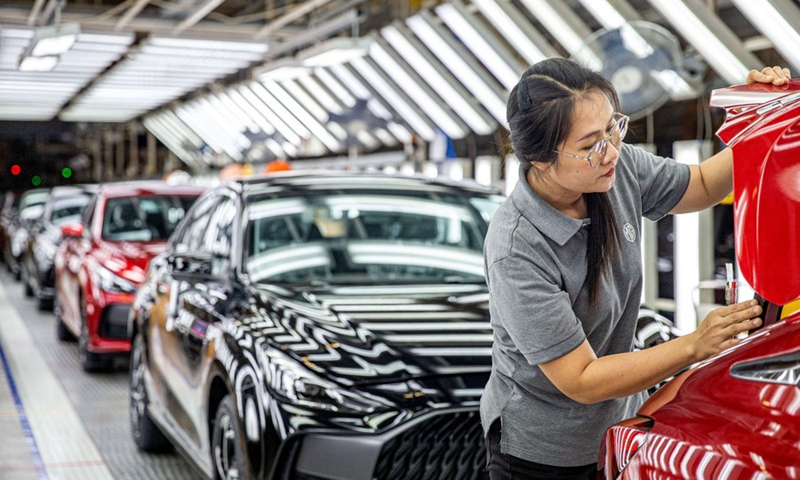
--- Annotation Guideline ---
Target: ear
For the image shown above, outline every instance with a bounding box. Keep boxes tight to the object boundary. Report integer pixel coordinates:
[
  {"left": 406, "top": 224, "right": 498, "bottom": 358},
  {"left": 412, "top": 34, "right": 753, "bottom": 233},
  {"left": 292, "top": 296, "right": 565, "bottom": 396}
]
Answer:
[{"left": 530, "top": 161, "right": 549, "bottom": 173}]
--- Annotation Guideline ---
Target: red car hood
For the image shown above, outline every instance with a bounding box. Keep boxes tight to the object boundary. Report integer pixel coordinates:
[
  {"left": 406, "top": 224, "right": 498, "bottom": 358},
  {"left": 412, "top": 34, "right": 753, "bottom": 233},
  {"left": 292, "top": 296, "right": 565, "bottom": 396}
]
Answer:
[
  {"left": 95, "top": 240, "right": 167, "bottom": 283},
  {"left": 710, "top": 79, "right": 800, "bottom": 305}
]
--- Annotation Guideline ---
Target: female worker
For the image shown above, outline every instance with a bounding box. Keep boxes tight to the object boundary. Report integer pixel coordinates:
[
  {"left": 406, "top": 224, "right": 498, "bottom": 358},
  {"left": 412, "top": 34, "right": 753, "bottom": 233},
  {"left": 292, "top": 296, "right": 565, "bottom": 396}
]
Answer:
[{"left": 480, "top": 58, "right": 791, "bottom": 479}]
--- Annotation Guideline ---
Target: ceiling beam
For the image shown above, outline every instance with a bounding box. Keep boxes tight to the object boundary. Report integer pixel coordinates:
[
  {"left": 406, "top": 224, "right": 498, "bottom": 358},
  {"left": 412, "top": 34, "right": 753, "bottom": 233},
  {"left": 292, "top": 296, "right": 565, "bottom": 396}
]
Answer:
[
  {"left": 26, "top": 0, "right": 45, "bottom": 26},
  {"left": 115, "top": 0, "right": 152, "bottom": 31},
  {"left": 173, "top": 0, "right": 227, "bottom": 35},
  {"left": 0, "top": 6, "right": 301, "bottom": 40},
  {"left": 255, "top": 0, "right": 337, "bottom": 40}
]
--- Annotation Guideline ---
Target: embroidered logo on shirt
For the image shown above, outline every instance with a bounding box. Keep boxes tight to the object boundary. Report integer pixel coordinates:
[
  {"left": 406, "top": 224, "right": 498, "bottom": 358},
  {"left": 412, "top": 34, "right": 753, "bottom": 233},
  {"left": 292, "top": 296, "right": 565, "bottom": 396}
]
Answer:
[{"left": 623, "top": 222, "right": 636, "bottom": 242}]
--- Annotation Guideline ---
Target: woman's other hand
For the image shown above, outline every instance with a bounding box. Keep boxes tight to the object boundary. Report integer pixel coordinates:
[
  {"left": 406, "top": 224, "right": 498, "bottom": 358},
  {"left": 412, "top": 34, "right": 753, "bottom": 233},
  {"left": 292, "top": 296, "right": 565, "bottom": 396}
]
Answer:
[
  {"left": 746, "top": 66, "right": 791, "bottom": 85},
  {"left": 688, "top": 300, "right": 763, "bottom": 361}
]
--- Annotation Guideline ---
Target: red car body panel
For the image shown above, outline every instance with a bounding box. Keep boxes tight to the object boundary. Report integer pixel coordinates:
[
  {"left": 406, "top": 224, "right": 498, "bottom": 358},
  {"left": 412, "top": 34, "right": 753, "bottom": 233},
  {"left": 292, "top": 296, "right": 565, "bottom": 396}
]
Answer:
[
  {"left": 55, "top": 181, "right": 204, "bottom": 358},
  {"left": 710, "top": 80, "right": 800, "bottom": 305},
  {"left": 601, "top": 81, "right": 800, "bottom": 478}
]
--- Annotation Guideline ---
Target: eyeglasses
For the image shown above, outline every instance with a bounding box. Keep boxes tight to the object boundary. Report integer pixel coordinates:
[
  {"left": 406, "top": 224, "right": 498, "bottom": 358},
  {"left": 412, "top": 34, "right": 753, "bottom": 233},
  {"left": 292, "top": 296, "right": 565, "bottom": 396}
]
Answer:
[{"left": 553, "top": 113, "right": 629, "bottom": 168}]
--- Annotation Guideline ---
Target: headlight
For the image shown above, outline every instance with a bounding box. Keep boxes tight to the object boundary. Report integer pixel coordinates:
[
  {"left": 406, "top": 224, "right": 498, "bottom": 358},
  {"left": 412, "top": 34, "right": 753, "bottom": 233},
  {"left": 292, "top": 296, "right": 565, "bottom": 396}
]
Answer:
[
  {"left": 265, "top": 348, "right": 388, "bottom": 414},
  {"left": 96, "top": 265, "right": 137, "bottom": 294}
]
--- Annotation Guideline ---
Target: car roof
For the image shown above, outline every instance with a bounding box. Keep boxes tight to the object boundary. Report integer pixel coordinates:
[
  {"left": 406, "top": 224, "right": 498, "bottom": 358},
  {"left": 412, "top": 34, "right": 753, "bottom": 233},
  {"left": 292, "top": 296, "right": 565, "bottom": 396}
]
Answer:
[
  {"left": 234, "top": 170, "right": 503, "bottom": 196},
  {"left": 711, "top": 79, "right": 800, "bottom": 305},
  {"left": 98, "top": 180, "right": 206, "bottom": 198}
]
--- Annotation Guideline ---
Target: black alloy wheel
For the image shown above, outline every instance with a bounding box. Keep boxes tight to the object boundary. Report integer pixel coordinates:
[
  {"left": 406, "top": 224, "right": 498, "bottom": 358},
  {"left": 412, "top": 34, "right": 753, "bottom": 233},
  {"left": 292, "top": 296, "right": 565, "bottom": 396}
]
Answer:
[
  {"left": 212, "top": 394, "right": 254, "bottom": 480},
  {"left": 21, "top": 261, "right": 33, "bottom": 297},
  {"left": 129, "top": 332, "right": 172, "bottom": 452}
]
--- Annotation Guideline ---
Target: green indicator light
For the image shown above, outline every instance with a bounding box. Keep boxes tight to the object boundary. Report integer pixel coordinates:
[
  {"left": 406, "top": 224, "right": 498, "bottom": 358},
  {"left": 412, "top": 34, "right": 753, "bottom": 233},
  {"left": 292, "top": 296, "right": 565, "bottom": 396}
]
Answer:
[
  {"left": 32, "top": 176, "right": 41, "bottom": 186},
  {"left": 62, "top": 167, "right": 72, "bottom": 178}
]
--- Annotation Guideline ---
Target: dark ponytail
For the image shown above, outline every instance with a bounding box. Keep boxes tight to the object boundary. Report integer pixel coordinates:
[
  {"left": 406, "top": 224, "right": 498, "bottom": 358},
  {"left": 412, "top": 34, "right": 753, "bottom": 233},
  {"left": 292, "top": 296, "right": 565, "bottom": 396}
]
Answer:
[{"left": 508, "top": 58, "right": 620, "bottom": 309}]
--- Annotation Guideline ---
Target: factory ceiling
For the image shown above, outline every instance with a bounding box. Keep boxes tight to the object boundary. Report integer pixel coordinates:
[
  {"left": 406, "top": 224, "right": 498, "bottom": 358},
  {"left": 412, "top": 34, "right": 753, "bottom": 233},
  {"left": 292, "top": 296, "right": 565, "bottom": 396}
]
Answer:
[{"left": 0, "top": 0, "right": 796, "bottom": 168}]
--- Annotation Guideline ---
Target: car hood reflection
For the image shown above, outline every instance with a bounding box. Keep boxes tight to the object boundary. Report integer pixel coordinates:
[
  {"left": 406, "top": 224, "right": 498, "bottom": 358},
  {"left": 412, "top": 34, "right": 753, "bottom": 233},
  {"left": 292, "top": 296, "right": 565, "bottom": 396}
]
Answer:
[{"left": 246, "top": 283, "right": 492, "bottom": 404}]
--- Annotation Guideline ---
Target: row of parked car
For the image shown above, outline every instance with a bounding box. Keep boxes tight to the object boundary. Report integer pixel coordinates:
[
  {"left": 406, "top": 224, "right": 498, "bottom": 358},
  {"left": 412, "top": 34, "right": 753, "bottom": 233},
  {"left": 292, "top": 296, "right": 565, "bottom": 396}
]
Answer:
[{"left": 1, "top": 79, "right": 798, "bottom": 480}]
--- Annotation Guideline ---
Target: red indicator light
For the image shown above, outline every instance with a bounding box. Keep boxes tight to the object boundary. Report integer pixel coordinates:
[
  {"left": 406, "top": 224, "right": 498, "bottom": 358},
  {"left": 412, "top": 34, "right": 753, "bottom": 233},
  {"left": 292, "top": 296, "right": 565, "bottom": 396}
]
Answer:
[{"left": 11, "top": 165, "right": 21, "bottom": 175}]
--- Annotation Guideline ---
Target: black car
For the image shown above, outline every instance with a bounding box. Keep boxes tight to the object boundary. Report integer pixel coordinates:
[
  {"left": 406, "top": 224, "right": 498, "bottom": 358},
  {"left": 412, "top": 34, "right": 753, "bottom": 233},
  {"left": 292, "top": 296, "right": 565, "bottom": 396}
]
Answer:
[
  {"left": 4, "top": 188, "right": 49, "bottom": 279},
  {"left": 129, "top": 172, "right": 504, "bottom": 480},
  {"left": 22, "top": 185, "right": 96, "bottom": 310}
]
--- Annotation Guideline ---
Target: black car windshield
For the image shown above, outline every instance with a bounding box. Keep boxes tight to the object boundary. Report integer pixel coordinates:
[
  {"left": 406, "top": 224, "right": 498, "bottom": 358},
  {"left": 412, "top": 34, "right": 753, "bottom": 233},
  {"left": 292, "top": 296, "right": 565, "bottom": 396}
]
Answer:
[
  {"left": 102, "top": 195, "right": 197, "bottom": 242},
  {"left": 51, "top": 196, "right": 91, "bottom": 226},
  {"left": 245, "top": 192, "right": 503, "bottom": 285}
]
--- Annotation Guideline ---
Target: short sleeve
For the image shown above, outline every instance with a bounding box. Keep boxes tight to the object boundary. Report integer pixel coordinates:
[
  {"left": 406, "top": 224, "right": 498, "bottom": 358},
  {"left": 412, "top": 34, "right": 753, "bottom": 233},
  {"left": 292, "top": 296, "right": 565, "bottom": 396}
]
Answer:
[
  {"left": 623, "top": 144, "right": 691, "bottom": 221},
  {"left": 487, "top": 252, "right": 586, "bottom": 365}
]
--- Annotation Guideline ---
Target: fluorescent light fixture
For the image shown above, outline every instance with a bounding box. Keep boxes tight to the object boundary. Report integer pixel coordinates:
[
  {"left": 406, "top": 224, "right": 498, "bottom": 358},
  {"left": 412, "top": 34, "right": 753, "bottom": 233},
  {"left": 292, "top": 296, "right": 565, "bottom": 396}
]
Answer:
[
  {"left": 327, "top": 64, "right": 413, "bottom": 144},
  {"left": 312, "top": 67, "right": 357, "bottom": 106},
  {"left": 18, "top": 55, "right": 60, "bottom": 71},
  {"left": 470, "top": 0, "right": 558, "bottom": 65},
  {"left": 262, "top": 79, "right": 342, "bottom": 151},
  {"left": 194, "top": 98, "right": 250, "bottom": 156},
  {"left": 645, "top": 0, "right": 760, "bottom": 84},
  {"left": 175, "top": 104, "right": 228, "bottom": 157},
  {"left": 250, "top": 82, "right": 309, "bottom": 139},
  {"left": 369, "top": 39, "right": 468, "bottom": 139},
  {"left": 729, "top": 0, "right": 800, "bottom": 72},
  {"left": 517, "top": 0, "right": 592, "bottom": 57},
  {"left": 240, "top": 84, "right": 303, "bottom": 145},
  {"left": 146, "top": 36, "right": 269, "bottom": 53},
  {"left": 29, "top": 22, "right": 80, "bottom": 56},
  {"left": 350, "top": 57, "right": 437, "bottom": 141},
  {"left": 227, "top": 87, "right": 276, "bottom": 135},
  {"left": 297, "top": 37, "right": 372, "bottom": 67},
  {"left": 434, "top": 2, "right": 524, "bottom": 90},
  {"left": 407, "top": 12, "right": 507, "bottom": 125},
  {"left": 381, "top": 24, "right": 495, "bottom": 135},
  {"left": 577, "top": 0, "right": 628, "bottom": 28},
  {"left": 280, "top": 80, "right": 361, "bottom": 146},
  {"left": 253, "top": 58, "right": 310, "bottom": 81}
]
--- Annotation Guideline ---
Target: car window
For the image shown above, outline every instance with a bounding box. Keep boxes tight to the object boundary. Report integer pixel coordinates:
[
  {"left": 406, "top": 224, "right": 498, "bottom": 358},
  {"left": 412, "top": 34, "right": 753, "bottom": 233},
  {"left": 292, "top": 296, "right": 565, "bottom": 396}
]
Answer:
[
  {"left": 51, "top": 196, "right": 92, "bottom": 226},
  {"left": 244, "top": 191, "right": 503, "bottom": 285},
  {"left": 173, "top": 194, "right": 219, "bottom": 253},
  {"left": 82, "top": 196, "right": 98, "bottom": 228},
  {"left": 204, "top": 196, "right": 236, "bottom": 257},
  {"left": 101, "top": 195, "right": 198, "bottom": 242}
]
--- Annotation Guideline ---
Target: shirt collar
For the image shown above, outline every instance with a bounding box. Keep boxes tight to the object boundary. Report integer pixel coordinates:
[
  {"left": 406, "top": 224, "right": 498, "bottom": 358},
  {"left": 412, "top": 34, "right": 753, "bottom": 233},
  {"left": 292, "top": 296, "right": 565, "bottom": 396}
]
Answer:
[{"left": 511, "top": 164, "right": 587, "bottom": 246}]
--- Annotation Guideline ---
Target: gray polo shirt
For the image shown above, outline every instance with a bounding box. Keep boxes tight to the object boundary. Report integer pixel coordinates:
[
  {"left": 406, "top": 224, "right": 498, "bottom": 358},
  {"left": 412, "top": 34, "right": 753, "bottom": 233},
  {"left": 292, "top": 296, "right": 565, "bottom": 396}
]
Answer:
[{"left": 480, "top": 143, "right": 690, "bottom": 466}]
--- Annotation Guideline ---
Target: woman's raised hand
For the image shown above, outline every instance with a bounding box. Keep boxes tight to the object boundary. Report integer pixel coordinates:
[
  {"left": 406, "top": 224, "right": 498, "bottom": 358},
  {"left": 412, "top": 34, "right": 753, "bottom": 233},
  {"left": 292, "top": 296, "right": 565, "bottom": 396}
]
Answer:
[
  {"left": 746, "top": 66, "right": 791, "bottom": 85},
  {"left": 688, "top": 300, "right": 762, "bottom": 361}
]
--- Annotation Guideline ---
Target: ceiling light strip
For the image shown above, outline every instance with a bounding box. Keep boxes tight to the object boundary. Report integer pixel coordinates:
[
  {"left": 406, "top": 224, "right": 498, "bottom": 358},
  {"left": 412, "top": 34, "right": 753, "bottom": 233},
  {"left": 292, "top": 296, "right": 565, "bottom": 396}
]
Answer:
[
  {"left": 349, "top": 57, "right": 438, "bottom": 141},
  {"left": 729, "top": 0, "right": 800, "bottom": 72},
  {"left": 406, "top": 11, "right": 507, "bottom": 126},
  {"left": 261, "top": 79, "right": 343, "bottom": 152},
  {"left": 381, "top": 23, "right": 495, "bottom": 135},
  {"left": 435, "top": 2, "right": 525, "bottom": 90},
  {"left": 191, "top": 99, "right": 249, "bottom": 157},
  {"left": 226, "top": 89, "right": 277, "bottom": 135},
  {"left": 250, "top": 82, "right": 310, "bottom": 139},
  {"left": 327, "top": 64, "right": 412, "bottom": 144},
  {"left": 239, "top": 84, "right": 303, "bottom": 145},
  {"left": 645, "top": 0, "right": 760, "bottom": 84},
  {"left": 369, "top": 38, "right": 469, "bottom": 139},
  {"left": 517, "top": 0, "right": 592, "bottom": 57},
  {"left": 470, "top": 0, "right": 558, "bottom": 65}
]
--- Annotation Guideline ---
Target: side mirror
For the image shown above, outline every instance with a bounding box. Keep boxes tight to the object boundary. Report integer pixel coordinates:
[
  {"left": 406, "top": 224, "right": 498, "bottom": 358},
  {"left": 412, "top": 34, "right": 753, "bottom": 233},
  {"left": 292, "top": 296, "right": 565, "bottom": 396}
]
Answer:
[
  {"left": 60, "top": 223, "right": 84, "bottom": 239},
  {"left": 168, "top": 253, "right": 212, "bottom": 276}
]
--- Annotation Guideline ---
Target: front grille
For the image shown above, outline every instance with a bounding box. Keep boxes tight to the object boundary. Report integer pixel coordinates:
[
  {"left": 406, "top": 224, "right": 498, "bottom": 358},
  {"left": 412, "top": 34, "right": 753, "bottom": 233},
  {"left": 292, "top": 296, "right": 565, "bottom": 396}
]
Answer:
[
  {"left": 43, "top": 265, "right": 55, "bottom": 289},
  {"left": 374, "top": 411, "right": 485, "bottom": 480},
  {"left": 99, "top": 304, "right": 131, "bottom": 339}
]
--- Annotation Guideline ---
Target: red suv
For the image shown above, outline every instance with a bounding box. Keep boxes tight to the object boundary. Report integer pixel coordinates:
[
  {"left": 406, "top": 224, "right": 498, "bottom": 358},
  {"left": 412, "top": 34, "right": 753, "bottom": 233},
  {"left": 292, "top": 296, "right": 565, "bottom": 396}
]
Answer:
[
  {"left": 54, "top": 181, "right": 205, "bottom": 372},
  {"left": 600, "top": 80, "right": 800, "bottom": 478}
]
